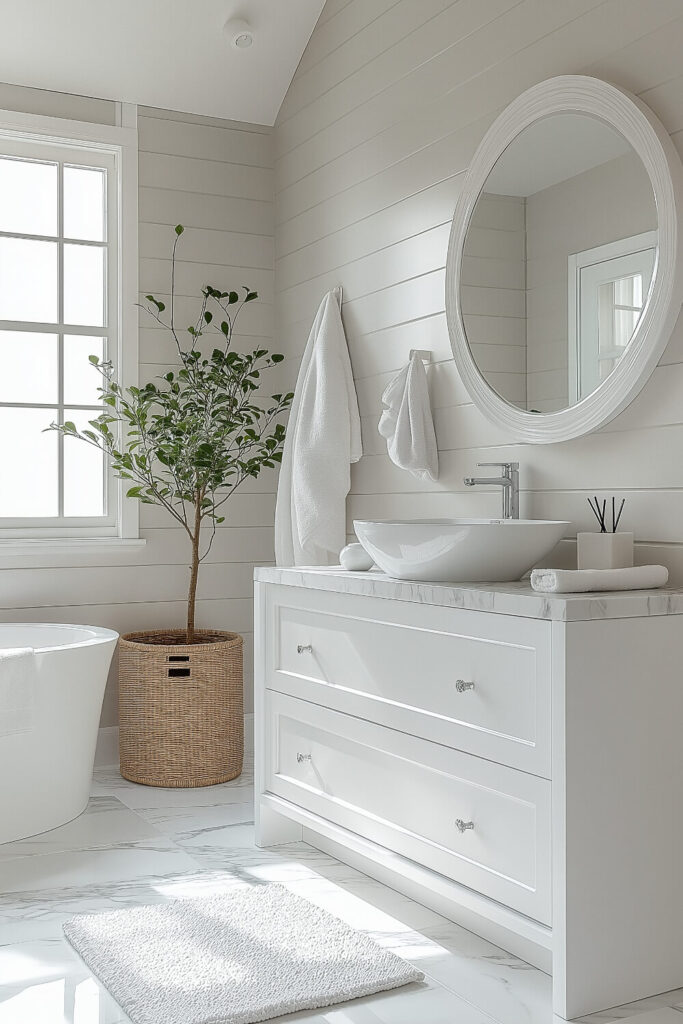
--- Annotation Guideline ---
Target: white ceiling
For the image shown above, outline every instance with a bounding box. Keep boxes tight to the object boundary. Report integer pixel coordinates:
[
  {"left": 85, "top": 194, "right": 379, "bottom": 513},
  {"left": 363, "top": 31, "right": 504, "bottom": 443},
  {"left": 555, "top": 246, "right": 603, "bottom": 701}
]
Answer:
[{"left": 0, "top": 0, "right": 326, "bottom": 126}]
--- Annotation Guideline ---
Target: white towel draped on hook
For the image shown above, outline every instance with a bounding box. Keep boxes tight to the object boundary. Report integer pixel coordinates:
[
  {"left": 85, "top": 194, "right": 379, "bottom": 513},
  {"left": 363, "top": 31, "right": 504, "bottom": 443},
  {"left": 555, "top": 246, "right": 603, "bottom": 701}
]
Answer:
[
  {"left": 275, "top": 288, "right": 362, "bottom": 567},
  {"left": 378, "top": 352, "right": 438, "bottom": 481}
]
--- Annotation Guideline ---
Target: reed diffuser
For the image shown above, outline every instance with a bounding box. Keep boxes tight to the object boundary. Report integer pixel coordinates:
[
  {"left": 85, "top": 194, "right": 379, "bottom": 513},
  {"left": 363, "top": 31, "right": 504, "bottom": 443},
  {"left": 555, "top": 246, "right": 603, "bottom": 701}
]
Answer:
[{"left": 577, "top": 496, "right": 633, "bottom": 570}]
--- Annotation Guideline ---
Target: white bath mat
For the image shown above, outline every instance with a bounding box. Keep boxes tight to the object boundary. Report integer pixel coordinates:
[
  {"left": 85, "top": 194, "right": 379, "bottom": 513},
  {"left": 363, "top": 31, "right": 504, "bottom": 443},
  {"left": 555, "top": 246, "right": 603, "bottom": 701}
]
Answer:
[{"left": 63, "top": 884, "right": 423, "bottom": 1024}]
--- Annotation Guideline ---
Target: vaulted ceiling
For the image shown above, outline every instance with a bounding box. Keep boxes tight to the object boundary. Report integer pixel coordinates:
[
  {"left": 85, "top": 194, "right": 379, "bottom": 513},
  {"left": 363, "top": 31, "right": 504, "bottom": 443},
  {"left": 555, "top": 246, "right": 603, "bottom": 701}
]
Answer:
[{"left": 0, "top": 0, "right": 326, "bottom": 125}]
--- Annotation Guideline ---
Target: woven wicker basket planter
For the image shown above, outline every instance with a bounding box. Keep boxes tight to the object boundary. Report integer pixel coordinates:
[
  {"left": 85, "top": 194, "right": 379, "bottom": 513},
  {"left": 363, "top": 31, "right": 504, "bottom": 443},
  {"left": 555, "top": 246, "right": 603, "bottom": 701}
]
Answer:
[{"left": 118, "top": 629, "right": 243, "bottom": 788}]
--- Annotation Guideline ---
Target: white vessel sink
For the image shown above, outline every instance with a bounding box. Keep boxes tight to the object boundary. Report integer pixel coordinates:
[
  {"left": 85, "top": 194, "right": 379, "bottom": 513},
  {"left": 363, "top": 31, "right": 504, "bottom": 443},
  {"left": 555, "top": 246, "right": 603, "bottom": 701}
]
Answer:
[{"left": 354, "top": 518, "right": 570, "bottom": 583}]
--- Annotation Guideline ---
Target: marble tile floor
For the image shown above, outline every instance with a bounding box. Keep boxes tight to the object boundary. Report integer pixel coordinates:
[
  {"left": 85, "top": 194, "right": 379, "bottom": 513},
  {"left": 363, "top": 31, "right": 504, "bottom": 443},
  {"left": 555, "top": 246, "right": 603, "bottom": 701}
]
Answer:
[{"left": 2, "top": 763, "right": 682, "bottom": 1024}]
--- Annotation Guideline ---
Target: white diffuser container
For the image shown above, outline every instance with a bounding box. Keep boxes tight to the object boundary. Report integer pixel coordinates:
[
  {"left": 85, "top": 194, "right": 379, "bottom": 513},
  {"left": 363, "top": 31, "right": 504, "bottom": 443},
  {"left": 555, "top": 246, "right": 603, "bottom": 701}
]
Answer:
[{"left": 577, "top": 531, "right": 634, "bottom": 570}]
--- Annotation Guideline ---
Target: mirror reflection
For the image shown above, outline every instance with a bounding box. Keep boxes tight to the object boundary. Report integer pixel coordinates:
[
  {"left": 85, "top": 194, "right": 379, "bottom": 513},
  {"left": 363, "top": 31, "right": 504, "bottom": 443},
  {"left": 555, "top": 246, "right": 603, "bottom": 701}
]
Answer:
[{"left": 460, "top": 113, "right": 657, "bottom": 413}]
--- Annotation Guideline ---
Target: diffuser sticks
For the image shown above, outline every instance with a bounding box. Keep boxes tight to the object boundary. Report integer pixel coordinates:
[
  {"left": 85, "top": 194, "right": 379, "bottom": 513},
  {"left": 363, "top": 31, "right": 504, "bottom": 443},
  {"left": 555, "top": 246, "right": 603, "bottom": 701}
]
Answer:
[{"left": 587, "top": 496, "right": 626, "bottom": 534}]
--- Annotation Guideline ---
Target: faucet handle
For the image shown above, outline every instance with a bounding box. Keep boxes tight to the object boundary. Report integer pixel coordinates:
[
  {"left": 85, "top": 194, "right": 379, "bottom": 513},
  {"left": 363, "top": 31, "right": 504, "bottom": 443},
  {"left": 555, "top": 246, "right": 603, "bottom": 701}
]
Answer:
[{"left": 476, "top": 461, "right": 519, "bottom": 471}]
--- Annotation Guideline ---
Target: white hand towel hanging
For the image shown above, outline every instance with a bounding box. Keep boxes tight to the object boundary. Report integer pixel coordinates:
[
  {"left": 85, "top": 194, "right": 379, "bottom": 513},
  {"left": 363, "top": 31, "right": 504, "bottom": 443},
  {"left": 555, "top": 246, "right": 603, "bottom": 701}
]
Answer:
[
  {"left": 378, "top": 352, "right": 438, "bottom": 481},
  {"left": 275, "top": 288, "right": 362, "bottom": 567}
]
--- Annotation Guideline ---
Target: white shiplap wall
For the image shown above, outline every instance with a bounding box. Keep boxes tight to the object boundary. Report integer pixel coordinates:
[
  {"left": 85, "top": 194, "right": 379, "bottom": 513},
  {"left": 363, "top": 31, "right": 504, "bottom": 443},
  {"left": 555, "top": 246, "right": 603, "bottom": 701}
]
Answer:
[
  {"left": 274, "top": 0, "right": 683, "bottom": 581},
  {"left": 0, "top": 89, "right": 274, "bottom": 725}
]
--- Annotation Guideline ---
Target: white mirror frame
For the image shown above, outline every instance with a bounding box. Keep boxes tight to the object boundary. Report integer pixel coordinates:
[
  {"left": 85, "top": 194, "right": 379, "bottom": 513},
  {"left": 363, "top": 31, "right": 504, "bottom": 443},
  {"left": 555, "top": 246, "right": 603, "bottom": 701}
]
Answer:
[{"left": 445, "top": 75, "right": 683, "bottom": 444}]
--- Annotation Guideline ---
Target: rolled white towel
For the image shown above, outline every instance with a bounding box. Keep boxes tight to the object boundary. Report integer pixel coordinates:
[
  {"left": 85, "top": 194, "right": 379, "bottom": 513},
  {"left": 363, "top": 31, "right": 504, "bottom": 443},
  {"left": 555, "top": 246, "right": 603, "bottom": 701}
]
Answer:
[{"left": 530, "top": 564, "right": 669, "bottom": 594}]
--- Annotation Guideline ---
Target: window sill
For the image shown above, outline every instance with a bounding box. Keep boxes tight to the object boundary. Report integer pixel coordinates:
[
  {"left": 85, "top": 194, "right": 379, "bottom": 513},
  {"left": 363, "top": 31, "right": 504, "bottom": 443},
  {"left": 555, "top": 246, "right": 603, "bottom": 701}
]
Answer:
[{"left": 0, "top": 537, "right": 147, "bottom": 567}]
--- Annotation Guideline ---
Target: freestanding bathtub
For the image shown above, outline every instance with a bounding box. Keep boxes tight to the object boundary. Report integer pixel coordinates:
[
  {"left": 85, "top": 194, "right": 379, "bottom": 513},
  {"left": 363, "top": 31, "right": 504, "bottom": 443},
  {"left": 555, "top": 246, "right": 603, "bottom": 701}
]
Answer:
[{"left": 0, "top": 623, "right": 118, "bottom": 845}]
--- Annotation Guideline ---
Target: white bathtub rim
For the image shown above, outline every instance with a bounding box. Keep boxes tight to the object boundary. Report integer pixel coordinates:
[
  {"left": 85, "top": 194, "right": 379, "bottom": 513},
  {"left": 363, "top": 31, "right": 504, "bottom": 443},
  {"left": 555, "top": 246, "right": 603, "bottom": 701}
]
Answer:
[{"left": 0, "top": 623, "right": 119, "bottom": 654}]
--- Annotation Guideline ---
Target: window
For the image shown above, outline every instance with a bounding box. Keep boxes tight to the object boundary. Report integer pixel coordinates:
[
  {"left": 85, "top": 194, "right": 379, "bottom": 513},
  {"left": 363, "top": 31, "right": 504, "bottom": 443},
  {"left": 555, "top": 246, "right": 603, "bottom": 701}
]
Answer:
[
  {"left": 568, "top": 231, "right": 657, "bottom": 403},
  {"left": 0, "top": 112, "right": 138, "bottom": 544}
]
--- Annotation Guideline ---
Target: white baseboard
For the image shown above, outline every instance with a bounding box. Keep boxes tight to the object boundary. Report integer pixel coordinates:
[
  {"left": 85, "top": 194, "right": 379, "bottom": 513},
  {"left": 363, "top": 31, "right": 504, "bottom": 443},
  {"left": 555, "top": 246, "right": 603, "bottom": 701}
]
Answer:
[{"left": 95, "top": 713, "right": 254, "bottom": 768}]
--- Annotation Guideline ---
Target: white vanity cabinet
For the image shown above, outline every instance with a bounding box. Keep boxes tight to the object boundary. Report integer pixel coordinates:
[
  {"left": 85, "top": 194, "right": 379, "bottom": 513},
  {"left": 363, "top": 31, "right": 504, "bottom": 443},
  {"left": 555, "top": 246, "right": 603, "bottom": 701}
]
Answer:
[{"left": 254, "top": 568, "right": 683, "bottom": 1020}]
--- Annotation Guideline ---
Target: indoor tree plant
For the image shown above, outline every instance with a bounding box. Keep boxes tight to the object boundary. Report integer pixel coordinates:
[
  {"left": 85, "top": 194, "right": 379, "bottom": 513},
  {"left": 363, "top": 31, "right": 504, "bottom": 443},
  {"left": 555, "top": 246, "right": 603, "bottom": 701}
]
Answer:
[{"left": 52, "top": 225, "right": 292, "bottom": 787}]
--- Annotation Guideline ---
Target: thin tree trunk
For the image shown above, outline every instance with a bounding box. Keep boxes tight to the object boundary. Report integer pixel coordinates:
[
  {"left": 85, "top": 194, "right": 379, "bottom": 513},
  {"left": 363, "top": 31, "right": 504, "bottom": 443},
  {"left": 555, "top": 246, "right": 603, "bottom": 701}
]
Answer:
[{"left": 186, "top": 497, "right": 202, "bottom": 642}]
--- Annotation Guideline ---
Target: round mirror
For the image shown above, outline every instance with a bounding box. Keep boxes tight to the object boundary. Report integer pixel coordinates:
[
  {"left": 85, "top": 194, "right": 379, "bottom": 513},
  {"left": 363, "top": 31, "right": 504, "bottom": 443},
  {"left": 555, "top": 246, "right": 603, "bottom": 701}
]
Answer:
[{"left": 446, "top": 77, "right": 683, "bottom": 443}]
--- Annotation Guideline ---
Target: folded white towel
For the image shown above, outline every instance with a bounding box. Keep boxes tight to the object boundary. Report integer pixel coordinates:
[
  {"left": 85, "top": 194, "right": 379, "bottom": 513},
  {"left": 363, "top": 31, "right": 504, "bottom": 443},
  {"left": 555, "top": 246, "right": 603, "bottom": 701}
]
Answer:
[
  {"left": 378, "top": 352, "right": 438, "bottom": 481},
  {"left": 275, "top": 288, "right": 362, "bottom": 567},
  {"left": 530, "top": 564, "right": 669, "bottom": 594},
  {"left": 0, "top": 647, "right": 36, "bottom": 738}
]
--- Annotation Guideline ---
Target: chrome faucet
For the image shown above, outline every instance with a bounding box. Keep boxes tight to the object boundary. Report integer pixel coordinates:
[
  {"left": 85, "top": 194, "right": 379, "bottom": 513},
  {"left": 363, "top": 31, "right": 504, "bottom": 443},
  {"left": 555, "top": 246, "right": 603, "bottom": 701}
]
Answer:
[{"left": 463, "top": 462, "right": 519, "bottom": 520}]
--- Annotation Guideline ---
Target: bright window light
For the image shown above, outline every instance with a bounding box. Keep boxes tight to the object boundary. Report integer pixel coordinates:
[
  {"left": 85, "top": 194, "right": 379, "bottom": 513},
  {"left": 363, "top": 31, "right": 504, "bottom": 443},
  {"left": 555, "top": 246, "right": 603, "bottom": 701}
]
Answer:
[{"left": 0, "top": 138, "right": 117, "bottom": 531}]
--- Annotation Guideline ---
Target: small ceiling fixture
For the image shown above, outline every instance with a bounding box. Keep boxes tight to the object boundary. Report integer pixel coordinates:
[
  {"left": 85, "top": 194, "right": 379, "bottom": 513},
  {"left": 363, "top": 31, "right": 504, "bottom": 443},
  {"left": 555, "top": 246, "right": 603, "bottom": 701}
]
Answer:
[{"left": 224, "top": 16, "right": 254, "bottom": 49}]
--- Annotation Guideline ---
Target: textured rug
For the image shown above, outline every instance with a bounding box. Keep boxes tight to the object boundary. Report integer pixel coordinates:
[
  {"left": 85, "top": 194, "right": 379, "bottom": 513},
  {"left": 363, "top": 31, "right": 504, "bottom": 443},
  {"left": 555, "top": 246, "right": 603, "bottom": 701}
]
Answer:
[{"left": 63, "top": 883, "right": 423, "bottom": 1024}]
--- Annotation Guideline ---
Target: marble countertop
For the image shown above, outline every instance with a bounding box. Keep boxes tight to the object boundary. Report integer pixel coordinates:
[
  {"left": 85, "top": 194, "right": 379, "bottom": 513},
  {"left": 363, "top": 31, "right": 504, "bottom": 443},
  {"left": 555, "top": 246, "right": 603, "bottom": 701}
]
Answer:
[{"left": 254, "top": 565, "right": 683, "bottom": 621}]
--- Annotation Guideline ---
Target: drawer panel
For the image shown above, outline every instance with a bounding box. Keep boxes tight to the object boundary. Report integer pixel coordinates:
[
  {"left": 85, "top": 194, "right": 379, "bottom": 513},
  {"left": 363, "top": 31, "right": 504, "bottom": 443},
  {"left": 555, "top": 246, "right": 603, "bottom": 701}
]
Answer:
[
  {"left": 266, "top": 586, "right": 551, "bottom": 777},
  {"left": 266, "top": 691, "right": 551, "bottom": 925}
]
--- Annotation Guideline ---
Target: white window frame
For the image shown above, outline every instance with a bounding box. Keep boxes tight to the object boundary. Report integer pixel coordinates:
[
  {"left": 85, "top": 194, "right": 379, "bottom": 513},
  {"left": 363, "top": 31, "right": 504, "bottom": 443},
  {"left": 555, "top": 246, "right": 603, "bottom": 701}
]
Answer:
[
  {"left": 568, "top": 231, "right": 658, "bottom": 405},
  {"left": 0, "top": 105, "right": 142, "bottom": 554}
]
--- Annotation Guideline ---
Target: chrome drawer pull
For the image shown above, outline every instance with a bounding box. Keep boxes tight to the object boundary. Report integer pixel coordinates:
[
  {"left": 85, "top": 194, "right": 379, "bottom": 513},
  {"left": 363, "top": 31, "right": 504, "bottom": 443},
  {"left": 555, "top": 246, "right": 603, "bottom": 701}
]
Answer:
[
  {"left": 297, "top": 644, "right": 313, "bottom": 654},
  {"left": 455, "top": 679, "right": 475, "bottom": 693},
  {"left": 296, "top": 752, "right": 312, "bottom": 763},
  {"left": 455, "top": 818, "right": 475, "bottom": 833}
]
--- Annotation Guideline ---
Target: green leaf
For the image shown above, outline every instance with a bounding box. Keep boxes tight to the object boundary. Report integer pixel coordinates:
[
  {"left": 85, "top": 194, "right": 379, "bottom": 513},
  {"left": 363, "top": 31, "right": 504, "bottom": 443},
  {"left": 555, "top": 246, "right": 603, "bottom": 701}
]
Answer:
[
  {"left": 88, "top": 354, "right": 100, "bottom": 365},
  {"left": 175, "top": 224, "right": 184, "bottom": 235}
]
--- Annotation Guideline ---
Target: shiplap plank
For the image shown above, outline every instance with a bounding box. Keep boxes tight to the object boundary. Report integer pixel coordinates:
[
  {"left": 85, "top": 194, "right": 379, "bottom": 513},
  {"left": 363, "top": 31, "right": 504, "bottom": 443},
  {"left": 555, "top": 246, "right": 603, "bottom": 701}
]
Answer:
[
  {"left": 140, "top": 223, "right": 273, "bottom": 269},
  {"left": 278, "top": 223, "right": 449, "bottom": 323},
  {"left": 141, "top": 494, "right": 276, "bottom": 529},
  {"left": 583, "top": 15, "right": 683, "bottom": 96},
  {"left": 139, "top": 332, "right": 276, "bottom": 368},
  {"left": 0, "top": 599, "right": 255, "bottom": 642},
  {"left": 139, "top": 115, "right": 273, "bottom": 168},
  {"left": 140, "top": 187, "right": 273, "bottom": 236},
  {"left": 350, "top": 424, "right": 683, "bottom": 495},
  {"left": 139, "top": 260, "right": 273, "bottom": 300},
  {"left": 0, "top": 563, "right": 256, "bottom": 611},
  {"left": 276, "top": 177, "right": 458, "bottom": 287},
  {"left": 139, "top": 152, "right": 273, "bottom": 203}
]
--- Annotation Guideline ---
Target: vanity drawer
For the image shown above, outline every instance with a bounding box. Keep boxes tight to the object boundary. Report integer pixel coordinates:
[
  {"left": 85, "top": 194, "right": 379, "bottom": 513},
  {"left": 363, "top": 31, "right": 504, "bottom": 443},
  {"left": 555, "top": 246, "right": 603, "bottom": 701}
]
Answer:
[
  {"left": 266, "top": 691, "right": 551, "bottom": 925},
  {"left": 266, "top": 586, "right": 551, "bottom": 778}
]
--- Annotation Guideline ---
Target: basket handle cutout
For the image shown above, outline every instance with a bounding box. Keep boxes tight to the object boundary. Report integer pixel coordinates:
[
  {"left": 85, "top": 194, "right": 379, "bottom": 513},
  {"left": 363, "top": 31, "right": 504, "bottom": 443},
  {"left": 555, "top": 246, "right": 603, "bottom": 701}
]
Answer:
[
  {"left": 168, "top": 655, "right": 190, "bottom": 662},
  {"left": 168, "top": 667, "right": 191, "bottom": 678}
]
